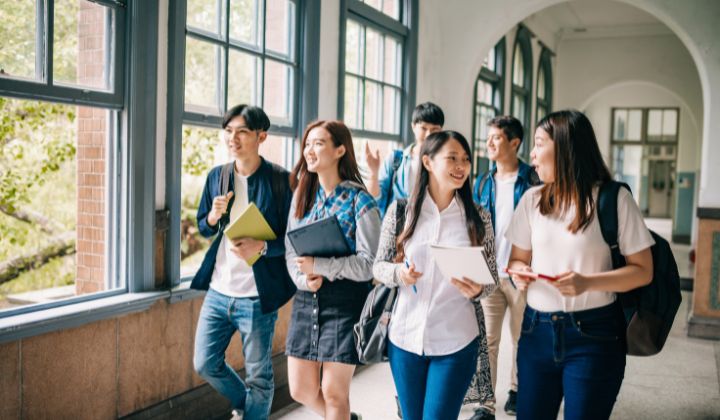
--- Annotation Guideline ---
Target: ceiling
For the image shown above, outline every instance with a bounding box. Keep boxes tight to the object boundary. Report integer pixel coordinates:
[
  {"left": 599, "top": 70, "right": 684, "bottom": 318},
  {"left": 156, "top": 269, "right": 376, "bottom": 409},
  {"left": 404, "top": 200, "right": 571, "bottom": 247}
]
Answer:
[{"left": 529, "top": 0, "right": 673, "bottom": 40}]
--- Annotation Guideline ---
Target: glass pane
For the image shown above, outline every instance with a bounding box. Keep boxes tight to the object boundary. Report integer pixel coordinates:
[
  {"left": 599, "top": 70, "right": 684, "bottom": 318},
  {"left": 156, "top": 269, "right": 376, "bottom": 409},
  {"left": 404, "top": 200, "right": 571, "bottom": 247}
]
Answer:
[
  {"left": 263, "top": 59, "right": 293, "bottom": 125},
  {"left": 188, "top": 0, "right": 225, "bottom": 37},
  {"left": 382, "top": 86, "right": 400, "bottom": 134},
  {"left": 180, "top": 125, "right": 224, "bottom": 278},
  {"left": 483, "top": 47, "right": 496, "bottom": 71},
  {"left": 476, "top": 79, "right": 493, "bottom": 105},
  {"left": 363, "top": 81, "right": 381, "bottom": 132},
  {"left": 611, "top": 145, "right": 643, "bottom": 208},
  {"left": 227, "top": 49, "right": 261, "bottom": 109},
  {"left": 230, "top": 0, "right": 261, "bottom": 46},
  {"left": 260, "top": 135, "right": 293, "bottom": 169},
  {"left": 344, "top": 75, "right": 360, "bottom": 129},
  {"left": 663, "top": 109, "right": 678, "bottom": 137},
  {"left": 0, "top": 2, "right": 38, "bottom": 80},
  {"left": 265, "top": 0, "right": 295, "bottom": 59},
  {"left": 512, "top": 45, "right": 524, "bottom": 86},
  {"left": 363, "top": 0, "right": 382, "bottom": 11},
  {"left": 365, "top": 27, "right": 382, "bottom": 81},
  {"left": 613, "top": 110, "right": 627, "bottom": 140},
  {"left": 383, "top": 36, "right": 401, "bottom": 86},
  {"left": 512, "top": 93, "right": 526, "bottom": 124},
  {"left": 537, "top": 105, "right": 547, "bottom": 122},
  {"left": 184, "top": 37, "right": 223, "bottom": 114},
  {"left": 1, "top": 98, "right": 119, "bottom": 311},
  {"left": 382, "top": 0, "right": 401, "bottom": 20},
  {"left": 628, "top": 110, "right": 642, "bottom": 141},
  {"left": 54, "top": 0, "right": 111, "bottom": 90},
  {"left": 537, "top": 68, "right": 546, "bottom": 101},
  {"left": 647, "top": 109, "right": 662, "bottom": 140},
  {"left": 345, "top": 20, "right": 362, "bottom": 75}
]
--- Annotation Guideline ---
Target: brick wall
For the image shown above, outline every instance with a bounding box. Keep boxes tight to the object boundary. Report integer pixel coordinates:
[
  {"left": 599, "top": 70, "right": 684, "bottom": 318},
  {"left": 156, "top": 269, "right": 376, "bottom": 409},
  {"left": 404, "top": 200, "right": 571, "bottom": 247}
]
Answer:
[{"left": 75, "top": 1, "right": 107, "bottom": 294}]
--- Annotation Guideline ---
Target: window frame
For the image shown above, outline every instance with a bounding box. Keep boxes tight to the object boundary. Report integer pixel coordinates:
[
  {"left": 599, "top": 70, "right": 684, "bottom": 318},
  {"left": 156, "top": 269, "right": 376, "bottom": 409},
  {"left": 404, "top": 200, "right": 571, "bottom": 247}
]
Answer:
[
  {"left": 536, "top": 46, "right": 553, "bottom": 122},
  {"left": 0, "top": 0, "right": 164, "bottom": 335},
  {"left": 510, "top": 25, "right": 533, "bottom": 160},
  {"left": 471, "top": 38, "right": 505, "bottom": 177},
  {"left": 165, "top": 0, "right": 320, "bottom": 287},
  {"left": 338, "top": 0, "right": 418, "bottom": 145}
]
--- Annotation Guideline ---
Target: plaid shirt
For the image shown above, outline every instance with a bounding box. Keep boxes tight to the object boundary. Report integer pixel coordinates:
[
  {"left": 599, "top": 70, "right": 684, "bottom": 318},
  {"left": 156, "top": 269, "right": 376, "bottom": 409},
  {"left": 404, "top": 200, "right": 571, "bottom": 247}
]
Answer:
[{"left": 300, "top": 181, "right": 377, "bottom": 252}]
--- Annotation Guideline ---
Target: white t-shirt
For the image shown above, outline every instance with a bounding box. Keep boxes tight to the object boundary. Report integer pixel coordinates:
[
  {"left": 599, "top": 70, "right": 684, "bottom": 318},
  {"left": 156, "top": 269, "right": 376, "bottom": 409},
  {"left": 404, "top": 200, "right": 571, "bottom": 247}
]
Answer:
[
  {"left": 494, "top": 173, "right": 517, "bottom": 277},
  {"left": 209, "top": 172, "right": 259, "bottom": 298},
  {"left": 388, "top": 194, "right": 480, "bottom": 356},
  {"left": 505, "top": 185, "right": 654, "bottom": 312}
]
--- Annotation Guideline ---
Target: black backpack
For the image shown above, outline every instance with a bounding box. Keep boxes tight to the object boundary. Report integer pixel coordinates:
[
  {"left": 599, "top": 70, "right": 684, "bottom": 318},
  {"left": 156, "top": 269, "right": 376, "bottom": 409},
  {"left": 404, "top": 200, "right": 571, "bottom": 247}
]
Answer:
[{"left": 597, "top": 181, "right": 682, "bottom": 356}]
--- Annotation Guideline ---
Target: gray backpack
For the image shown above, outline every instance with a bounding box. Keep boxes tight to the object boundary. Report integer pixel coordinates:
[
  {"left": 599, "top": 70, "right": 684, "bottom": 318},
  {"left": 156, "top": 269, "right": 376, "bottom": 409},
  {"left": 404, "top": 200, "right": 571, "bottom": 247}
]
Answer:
[{"left": 353, "top": 199, "right": 407, "bottom": 364}]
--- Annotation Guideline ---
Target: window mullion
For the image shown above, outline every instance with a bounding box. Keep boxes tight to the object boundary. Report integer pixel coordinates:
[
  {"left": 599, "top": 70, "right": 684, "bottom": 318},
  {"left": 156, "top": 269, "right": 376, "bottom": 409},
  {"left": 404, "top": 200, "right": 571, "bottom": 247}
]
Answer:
[
  {"left": 221, "top": 0, "right": 230, "bottom": 113},
  {"left": 46, "top": 0, "right": 54, "bottom": 85}
]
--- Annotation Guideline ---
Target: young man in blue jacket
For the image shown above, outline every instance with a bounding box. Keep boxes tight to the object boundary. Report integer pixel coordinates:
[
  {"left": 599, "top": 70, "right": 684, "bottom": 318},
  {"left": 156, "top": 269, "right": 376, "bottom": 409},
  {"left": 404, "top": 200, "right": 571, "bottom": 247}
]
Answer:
[
  {"left": 468, "top": 116, "right": 539, "bottom": 420},
  {"left": 191, "top": 104, "right": 296, "bottom": 420},
  {"left": 365, "top": 102, "right": 444, "bottom": 217}
]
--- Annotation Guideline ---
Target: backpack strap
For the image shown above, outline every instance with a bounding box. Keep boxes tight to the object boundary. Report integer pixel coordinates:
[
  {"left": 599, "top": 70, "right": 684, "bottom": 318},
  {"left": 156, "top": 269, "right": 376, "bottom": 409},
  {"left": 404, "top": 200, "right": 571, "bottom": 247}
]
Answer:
[
  {"left": 475, "top": 172, "right": 490, "bottom": 202},
  {"left": 268, "top": 162, "right": 290, "bottom": 237},
  {"left": 597, "top": 181, "right": 631, "bottom": 269},
  {"left": 217, "top": 162, "right": 235, "bottom": 231},
  {"left": 386, "top": 149, "right": 404, "bottom": 200}
]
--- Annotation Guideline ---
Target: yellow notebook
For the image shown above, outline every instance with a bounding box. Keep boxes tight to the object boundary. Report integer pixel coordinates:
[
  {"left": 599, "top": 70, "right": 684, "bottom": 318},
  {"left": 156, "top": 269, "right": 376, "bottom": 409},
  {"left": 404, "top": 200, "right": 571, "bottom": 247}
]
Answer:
[{"left": 223, "top": 202, "right": 276, "bottom": 265}]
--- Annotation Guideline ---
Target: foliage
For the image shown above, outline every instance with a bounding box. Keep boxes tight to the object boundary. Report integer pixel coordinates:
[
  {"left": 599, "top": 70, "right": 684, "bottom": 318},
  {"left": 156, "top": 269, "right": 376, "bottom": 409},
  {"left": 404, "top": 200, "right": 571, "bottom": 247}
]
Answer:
[{"left": 0, "top": 97, "right": 76, "bottom": 213}]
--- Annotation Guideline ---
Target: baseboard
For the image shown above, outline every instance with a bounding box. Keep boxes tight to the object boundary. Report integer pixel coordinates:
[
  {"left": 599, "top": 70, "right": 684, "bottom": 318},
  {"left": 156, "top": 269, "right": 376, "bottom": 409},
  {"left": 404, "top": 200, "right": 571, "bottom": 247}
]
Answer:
[
  {"left": 121, "top": 353, "right": 291, "bottom": 420},
  {"left": 687, "top": 315, "right": 720, "bottom": 340}
]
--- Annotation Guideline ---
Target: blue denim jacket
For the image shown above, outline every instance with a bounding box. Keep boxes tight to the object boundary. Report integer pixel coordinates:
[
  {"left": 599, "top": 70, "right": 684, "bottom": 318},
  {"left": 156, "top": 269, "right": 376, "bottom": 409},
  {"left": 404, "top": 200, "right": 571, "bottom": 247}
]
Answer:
[
  {"left": 472, "top": 160, "right": 539, "bottom": 229},
  {"left": 375, "top": 146, "right": 414, "bottom": 218},
  {"left": 191, "top": 158, "right": 296, "bottom": 314}
]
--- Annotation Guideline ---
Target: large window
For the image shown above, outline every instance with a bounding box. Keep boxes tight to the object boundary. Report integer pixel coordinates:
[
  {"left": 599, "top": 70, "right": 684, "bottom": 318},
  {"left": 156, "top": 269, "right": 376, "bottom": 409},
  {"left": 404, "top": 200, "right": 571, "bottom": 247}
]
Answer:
[
  {"left": 472, "top": 39, "right": 505, "bottom": 177},
  {"left": 0, "top": 1, "right": 125, "bottom": 315},
  {"left": 536, "top": 47, "right": 552, "bottom": 122},
  {"left": 510, "top": 26, "right": 532, "bottom": 160},
  {"left": 340, "top": 0, "right": 416, "bottom": 178},
  {"left": 611, "top": 108, "right": 679, "bottom": 217},
  {"left": 179, "top": 0, "right": 302, "bottom": 277}
]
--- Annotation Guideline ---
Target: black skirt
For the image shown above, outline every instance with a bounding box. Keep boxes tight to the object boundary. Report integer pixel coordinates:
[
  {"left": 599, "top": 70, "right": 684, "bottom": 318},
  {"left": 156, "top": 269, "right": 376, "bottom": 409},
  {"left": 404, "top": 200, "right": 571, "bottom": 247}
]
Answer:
[{"left": 286, "top": 279, "right": 372, "bottom": 365}]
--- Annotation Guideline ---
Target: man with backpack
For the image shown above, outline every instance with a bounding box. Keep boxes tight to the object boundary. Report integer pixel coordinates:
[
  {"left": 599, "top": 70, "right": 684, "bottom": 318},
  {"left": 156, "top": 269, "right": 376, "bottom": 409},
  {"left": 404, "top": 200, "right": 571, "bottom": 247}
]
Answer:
[
  {"left": 191, "top": 104, "right": 296, "bottom": 420},
  {"left": 365, "top": 102, "right": 445, "bottom": 217},
  {"left": 468, "top": 116, "right": 539, "bottom": 420}
]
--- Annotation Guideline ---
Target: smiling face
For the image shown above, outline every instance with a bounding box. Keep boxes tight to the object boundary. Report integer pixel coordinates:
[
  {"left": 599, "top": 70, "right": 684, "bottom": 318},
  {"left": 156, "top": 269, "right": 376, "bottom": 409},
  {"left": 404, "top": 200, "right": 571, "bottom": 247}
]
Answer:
[
  {"left": 422, "top": 137, "right": 471, "bottom": 191},
  {"left": 223, "top": 116, "right": 266, "bottom": 160},
  {"left": 302, "top": 126, "right": 345, "bottom": 174},
  {"left": 486, "top": 126, "right": 521, "bottom": 162},
  {"left": 531, "top": 127, "right": 556, "bottom": 183}
]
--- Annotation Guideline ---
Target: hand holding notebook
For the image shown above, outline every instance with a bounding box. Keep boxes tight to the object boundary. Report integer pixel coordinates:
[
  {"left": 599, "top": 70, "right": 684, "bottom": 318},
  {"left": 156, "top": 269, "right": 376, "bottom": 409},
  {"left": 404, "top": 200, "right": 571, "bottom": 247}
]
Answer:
[
  {"left": 223, "top": 202, "right": 276, "bottom": 265},
  {"left": 429, "top": 244, "right": 497, "bottom": 285}
]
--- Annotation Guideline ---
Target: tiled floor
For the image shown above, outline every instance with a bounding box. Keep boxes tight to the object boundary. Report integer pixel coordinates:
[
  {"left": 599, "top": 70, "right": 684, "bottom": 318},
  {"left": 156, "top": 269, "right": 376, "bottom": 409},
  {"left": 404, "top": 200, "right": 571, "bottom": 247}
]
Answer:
[{"left": 274, "top": 219, "right": 720, "bottom": 420}]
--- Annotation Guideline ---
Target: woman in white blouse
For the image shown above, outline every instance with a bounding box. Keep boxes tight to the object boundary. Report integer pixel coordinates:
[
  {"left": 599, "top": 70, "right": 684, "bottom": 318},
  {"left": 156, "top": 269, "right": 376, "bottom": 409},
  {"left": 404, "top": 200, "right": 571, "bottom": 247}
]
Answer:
[
  {"left": 506, "top": 110, "right": 654, "bottom": 420},
  {"left": 373, "top": 130, "right": 498, "bottom": 420}
]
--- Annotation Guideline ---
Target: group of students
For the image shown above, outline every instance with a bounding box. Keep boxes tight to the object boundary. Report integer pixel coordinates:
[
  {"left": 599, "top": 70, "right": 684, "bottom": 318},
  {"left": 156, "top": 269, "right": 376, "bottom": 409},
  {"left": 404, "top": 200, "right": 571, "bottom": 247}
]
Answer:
[{"left": 190, "top": 102, "right": 655, "bottom": 420}]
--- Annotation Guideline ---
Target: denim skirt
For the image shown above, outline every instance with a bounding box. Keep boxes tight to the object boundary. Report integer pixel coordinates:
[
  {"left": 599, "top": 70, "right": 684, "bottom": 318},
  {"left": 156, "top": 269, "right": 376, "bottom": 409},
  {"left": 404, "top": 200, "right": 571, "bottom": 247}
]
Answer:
[{"left": 286, "top": 279, "right": 372, "bottom": 365}]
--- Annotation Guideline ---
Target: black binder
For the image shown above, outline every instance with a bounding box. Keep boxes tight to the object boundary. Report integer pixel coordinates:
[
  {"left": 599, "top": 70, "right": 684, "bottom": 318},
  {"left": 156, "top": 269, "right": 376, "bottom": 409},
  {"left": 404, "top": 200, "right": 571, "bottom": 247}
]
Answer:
[{"left": 287, "top": 216, "right": 352, "bottom": 257}]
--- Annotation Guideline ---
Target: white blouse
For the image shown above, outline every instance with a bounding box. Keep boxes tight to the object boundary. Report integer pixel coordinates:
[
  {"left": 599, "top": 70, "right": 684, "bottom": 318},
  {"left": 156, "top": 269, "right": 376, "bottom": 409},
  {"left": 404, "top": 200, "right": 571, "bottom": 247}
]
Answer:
[
  {"left": 388, "top": 194, "right": 481, "bottom": 356},
  {"left": 505, "top": 186, "right": 655, "bottom": 312}
]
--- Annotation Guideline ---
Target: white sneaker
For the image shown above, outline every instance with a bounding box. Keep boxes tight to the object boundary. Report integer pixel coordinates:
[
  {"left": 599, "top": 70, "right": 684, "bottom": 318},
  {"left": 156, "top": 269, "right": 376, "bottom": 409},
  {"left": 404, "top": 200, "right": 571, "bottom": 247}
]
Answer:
[{"left": 230, "top": 409, "right": 244, "bottom": 420}]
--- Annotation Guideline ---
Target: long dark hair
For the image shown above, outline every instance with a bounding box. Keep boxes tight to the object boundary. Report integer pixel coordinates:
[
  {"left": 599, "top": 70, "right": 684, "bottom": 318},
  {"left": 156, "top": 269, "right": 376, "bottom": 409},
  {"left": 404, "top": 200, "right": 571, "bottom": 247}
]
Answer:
[
  {"left": 290, "top": 120, "right": 365, "bottom": 219},
  {"left": 396, "top": 130, "right": 484, "bottom": 261},
  {"left": 536, "top": 110, "right": 612, "bottom": 233}
]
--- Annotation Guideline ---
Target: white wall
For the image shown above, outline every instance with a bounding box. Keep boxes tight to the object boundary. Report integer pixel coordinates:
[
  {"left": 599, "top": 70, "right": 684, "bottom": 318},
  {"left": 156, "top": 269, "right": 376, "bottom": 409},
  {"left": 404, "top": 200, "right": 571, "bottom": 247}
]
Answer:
[
  {"left": 317, "top": 0, "right": 341, "bottom": 120},
  {"left": 416, "top": 0, "right": 720, "bottom": 207}
]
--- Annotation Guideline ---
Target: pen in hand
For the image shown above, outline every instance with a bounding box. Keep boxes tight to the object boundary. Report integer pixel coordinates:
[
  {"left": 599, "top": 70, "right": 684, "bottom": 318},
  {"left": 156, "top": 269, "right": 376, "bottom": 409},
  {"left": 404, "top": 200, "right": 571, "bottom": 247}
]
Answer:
[{"left": 404, "top": 259, "right": 418, "bottom": 294}]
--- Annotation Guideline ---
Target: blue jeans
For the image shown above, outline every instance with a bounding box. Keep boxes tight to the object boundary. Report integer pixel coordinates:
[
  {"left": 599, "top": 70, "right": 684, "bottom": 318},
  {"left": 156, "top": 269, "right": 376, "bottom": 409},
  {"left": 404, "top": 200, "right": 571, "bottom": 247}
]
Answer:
[
  {"left": 194, "top": 288, "right": 278, "bottom": 420},
  {"left": 388, "top": 339, "right": 479, "bottom": 420},
  {"left": 517, "top": 303, "right": 626, "bottom": 420}
]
